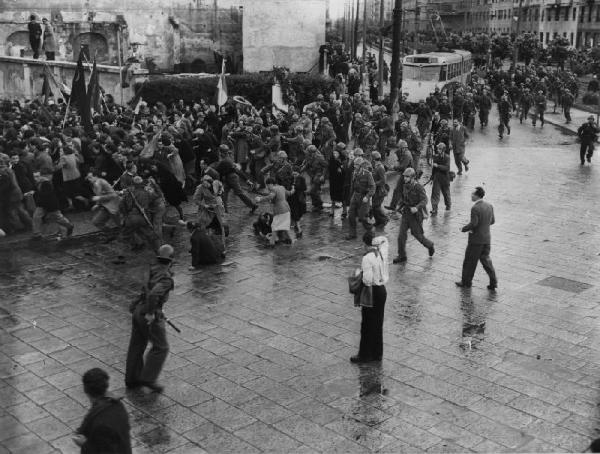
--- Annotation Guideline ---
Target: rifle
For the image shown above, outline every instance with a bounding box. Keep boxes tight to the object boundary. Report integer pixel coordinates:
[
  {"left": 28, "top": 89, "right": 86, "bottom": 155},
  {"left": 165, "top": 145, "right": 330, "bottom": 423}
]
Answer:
[{"left": 126, "top": 188, "right": 161, "bottom": 240}]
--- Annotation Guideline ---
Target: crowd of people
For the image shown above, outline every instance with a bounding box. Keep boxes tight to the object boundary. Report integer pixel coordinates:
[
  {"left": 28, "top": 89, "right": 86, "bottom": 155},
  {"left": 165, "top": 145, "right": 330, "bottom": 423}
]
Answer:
[{"left": 0, "top": 54, "right": 596, "bottom": 263}]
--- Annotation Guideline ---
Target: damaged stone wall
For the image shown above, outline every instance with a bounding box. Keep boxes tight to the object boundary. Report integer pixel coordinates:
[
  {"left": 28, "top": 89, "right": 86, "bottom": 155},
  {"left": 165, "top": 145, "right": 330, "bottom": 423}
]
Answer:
[{"left": 0, "top": 0, "right": 243, "bottom": 73}]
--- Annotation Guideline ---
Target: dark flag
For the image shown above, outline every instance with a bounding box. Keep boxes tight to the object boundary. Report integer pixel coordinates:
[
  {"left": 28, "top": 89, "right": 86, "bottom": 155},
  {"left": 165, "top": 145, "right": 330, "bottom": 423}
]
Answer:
[
  {"left": 70, "top": 52, "right": 92, "bottom": 132},
  {"left": 41, "top": 72, "right": 52, "bottom": 104},
  {"left": 86, "top": 59, "right": 102, "bottom": 115}
]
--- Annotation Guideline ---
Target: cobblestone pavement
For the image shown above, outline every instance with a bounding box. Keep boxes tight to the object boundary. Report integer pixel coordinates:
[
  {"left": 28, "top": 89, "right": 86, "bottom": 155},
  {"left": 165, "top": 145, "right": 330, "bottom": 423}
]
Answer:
[{"left": 2, "top": 117, "right": 600, "bottom": 453}]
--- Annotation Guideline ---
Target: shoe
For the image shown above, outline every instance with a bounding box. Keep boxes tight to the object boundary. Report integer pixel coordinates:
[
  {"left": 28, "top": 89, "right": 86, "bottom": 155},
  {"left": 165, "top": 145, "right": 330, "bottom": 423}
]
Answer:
[
  {"left": 457, "top": 170, "right": 463, "bottom": 175},
  {"left": 345, "top": 235, "right": 357, "bottom": 240},
  {"left": 296, "top": 231, "right": 303, "bottom": 239},
  {"left": 177, "top": 219, "right": 187, "bottom": 226},
  {"left": 455, "top": 281, "right": 472, "bottom": 288},
  {"left": 428, "top": 245, "right": 435, "bottom": 257},
  {"left": 139, "top": 381, "right": 164, "bottom": 393},
  {"left": 384, "top": 205, "right": 395, "bottom": 211},
  {"left": 350, "top": 355, "right": 372, "bottom": 363},
  {"left": 341, "top": 212, "right": 348, "bottom": 219},
  {"left": 445, "top": 206, "right": 451, "bottom": 211},
  {"left": 487, "top": 283, "right": 497, "bottom": 290},
  {"left": 464, "top": 160, "right": 469, "bottom": 172},
  {"left": 393, "top": 256, "right": 407, "bottom": 264},
  {"left": 250, "top": 205, "right": 258, "bottom": 215},
  {"left": 581, "top": 162, "right": 585, "bottom": 165},
  {"left": 66, "top": 225, "right": 74, "bottom": 237},
  {"left": 329, "top": 212, "right": 334, "bottom": 217},
  {"left": 587, "top": 156, "right": 592, "bottom": 163},
  {"left": 507, "top": 127, "right": 511, "bottom": 135},
  {"left": 430, "top": 210, "right": 438, "bottom": 216}
]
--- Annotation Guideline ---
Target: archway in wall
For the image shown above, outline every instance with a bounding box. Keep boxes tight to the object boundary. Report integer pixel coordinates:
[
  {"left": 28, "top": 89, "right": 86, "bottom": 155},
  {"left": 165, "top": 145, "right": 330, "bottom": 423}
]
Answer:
[
  {"left": 6, "top": 31, "right": 32, "bottom": 57},
  {"left": 190, "top": 58, "right": 207, "bottom": 73},
  {"left": 73, "top": 33, "right": 109, "bottom": 63}
]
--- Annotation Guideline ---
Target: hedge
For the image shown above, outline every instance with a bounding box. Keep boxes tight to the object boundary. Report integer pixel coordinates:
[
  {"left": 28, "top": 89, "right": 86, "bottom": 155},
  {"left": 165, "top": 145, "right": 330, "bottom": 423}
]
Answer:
[
  {"left": 582, "top": 91, "right": 600, "bottom": 106},
  {"left": 136, "top": 73, "right": 336, "bottom": 110}
]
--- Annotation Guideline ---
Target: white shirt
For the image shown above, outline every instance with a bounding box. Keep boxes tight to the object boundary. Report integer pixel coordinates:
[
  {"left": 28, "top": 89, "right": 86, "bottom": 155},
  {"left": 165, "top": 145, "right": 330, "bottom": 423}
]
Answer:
[{"left": 361, "top": 236, "right": 389, "bottom": 286}]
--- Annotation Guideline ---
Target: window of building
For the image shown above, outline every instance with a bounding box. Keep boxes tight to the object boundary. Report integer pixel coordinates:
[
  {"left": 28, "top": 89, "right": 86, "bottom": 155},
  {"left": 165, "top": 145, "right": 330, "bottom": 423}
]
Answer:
[
  {"left": 541, "top": 9, "right": 544, "bottom": 21},
  {"left": 546, "top": 31, "right": 550, "bottom": 42},
  {"left": 580, "top": 6, "right": 585, "bottom": 22},
  {"left": 596, "top": 5, "right": 600, "bottom": 21},
  {"left": 565, "top": 6, "right": 569, "bottom": 21},
  {"left": 540, "top": 32, "right": 544, "bottom": 43},
  {"left": 573, "top": 7, "right": 577, "bottom": 20},
  {"left": 570, "top": 32, "right": 574, "bottom": 44},
  {"left": 589, "top": 5, "right": 593, "bottom": 22},
  {"left": 555, "top": 6, "right": 560, "bottom": 21}
]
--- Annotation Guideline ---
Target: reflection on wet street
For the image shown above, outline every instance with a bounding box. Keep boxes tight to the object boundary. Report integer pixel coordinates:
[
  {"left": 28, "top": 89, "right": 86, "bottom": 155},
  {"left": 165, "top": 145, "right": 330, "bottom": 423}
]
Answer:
[{"left": 1, "top": 117, "right": 600, "bottom": 452}]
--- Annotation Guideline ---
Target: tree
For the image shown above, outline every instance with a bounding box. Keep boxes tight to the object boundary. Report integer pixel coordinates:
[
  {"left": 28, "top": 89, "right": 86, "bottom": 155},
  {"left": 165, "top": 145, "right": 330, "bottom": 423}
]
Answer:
[
  {"left": 548, "top": 36, "right": 572, "bottom": 70},
  {"left": 491, "top": 35, "right": 513, "bottom": 60},
  {"left": 515, "top": 32, "right": 541, "bottom": 65}
]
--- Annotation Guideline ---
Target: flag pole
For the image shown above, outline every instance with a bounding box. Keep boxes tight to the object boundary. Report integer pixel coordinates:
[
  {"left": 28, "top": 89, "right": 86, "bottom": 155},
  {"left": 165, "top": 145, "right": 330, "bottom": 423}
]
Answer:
[{"left": 61, "top": 96, "right": 72, "bottom": 130}]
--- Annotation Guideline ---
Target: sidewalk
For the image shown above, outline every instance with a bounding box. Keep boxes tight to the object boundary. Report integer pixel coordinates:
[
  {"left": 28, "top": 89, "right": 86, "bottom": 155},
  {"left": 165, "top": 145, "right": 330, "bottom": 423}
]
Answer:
[{"left": 542, "top": 106, "right": 591, "bottom": 135}]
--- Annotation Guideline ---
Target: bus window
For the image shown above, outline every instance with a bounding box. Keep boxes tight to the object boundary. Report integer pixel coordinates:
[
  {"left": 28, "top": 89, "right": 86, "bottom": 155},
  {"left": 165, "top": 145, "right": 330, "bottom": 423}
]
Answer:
[
  {"left": 440, "top": 65, "right": 447, "bottom": 81},
  {"left": 403, "top": 66, "right": 420, "bottom": 79},
  {"left": 420, "top": 66, "right": 441, "bottom": 81}
]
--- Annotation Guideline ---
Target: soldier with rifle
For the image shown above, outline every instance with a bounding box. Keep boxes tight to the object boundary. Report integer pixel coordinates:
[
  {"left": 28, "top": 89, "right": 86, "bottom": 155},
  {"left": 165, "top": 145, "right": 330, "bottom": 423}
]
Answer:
[{"left": 119, "top": 176, "right": 160, "bottom": 251}]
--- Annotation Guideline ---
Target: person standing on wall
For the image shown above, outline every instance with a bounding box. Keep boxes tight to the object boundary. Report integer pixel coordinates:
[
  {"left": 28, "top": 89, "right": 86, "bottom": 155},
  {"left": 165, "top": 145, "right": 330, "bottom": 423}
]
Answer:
[
  {"left": 42, "top": 17, "right": 57, "bottom": 61},
  {"left": 27, "top": 14, "right": 43, "bottom": 59}
]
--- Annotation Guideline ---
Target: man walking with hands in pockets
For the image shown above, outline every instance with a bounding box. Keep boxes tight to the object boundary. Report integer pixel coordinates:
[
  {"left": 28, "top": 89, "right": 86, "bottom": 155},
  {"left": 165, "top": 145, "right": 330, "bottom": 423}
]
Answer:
[{"left": 456, "top": 186, "right": 497, "bottom": 290}]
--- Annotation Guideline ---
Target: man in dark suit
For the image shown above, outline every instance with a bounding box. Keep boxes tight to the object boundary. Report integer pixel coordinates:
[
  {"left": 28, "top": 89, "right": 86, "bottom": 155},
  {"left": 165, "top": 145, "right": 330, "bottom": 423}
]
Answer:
[{"left": 456, "top": 186, "right": 497, "bottom": 290}]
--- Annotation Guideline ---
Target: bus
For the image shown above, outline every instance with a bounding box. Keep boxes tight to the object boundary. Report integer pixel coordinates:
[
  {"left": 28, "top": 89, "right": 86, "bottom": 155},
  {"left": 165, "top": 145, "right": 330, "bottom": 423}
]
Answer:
[{"left": 401, "top": 50, "right": 472, "bottom": 103}]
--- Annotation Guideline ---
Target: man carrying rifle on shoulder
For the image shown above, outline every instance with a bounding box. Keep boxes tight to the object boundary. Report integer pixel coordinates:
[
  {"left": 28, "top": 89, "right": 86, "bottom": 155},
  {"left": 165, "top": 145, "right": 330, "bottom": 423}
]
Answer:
[{"left": 125, "top": 244, "right": 176, "bottom": 393}]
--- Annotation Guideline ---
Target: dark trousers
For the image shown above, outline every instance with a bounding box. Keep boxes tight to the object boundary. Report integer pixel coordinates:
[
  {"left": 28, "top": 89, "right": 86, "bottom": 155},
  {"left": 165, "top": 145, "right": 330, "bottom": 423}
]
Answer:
[
  {"left": 397, "top": 212, "right": 433, "bottom": 259},
  {"left": 461, "top": 243, "right": 497, "bottom": 286},
  {"left": 564, "top": 106, "right": 571, "bottom": 122},
  {"left": 520, "top": 105, "right": 530, "bottom": 123},
  {"left": 45, "top": 51, "right": 55, "bottom": 61},
  {"left": 309, "top": 178, "right": 323, "bottom": 210},
  {"left": 580, "top": 141, "right": 594, "bottom": 163},
  {"left": 359, "top": 285, "right": 387, "bottom": 360},
  {"left": 389, "top": 179, "right": 403, "bottom": 210},
  {"left": 498, "top": 116, "right": 510, "bottom": 137},
  {"left": 29, "top": 38, "right": 40, "bottom": 58},
  {"left": 348, "top": 193, "right": 371, "bottom": 236},
  {"left": 479, "top": 109, "right": 489, "bottom": 126},
  {"left": 453, "top": 152, "right": 469, "bottom": 173},
  {"left": 224, "top": 173, "right": 254, "bottom": 211},
  {"left": 532, "top": 110, "right": 544, "bottom": 126},
  {"left": 125, "top": 306, "right": 169, "bottom": 385},
  {"left": 123, "top": 214, "right": 159, "bottom": 250},
  {"left": 371, "top": 190, "right": 388, "bottom": 226},
  {"left": 430, "top": 180, "right": 451, "bottom": 212}
]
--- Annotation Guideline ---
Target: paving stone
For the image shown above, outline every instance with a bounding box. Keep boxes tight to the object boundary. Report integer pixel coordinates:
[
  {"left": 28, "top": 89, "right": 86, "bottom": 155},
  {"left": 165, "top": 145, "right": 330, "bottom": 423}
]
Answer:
[{"left": 4, "top": 123, "right": 600, "bottom": 452}]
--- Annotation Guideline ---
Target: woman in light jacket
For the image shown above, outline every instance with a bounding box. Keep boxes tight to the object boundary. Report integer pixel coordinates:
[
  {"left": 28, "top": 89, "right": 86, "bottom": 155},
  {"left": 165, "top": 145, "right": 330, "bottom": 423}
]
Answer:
[
  {"left": 255, "top": 177, "right": 294, "bottom": 246},
  {"left": 42, "top": 18, "right": 56, "bottom": 60},
  {"left": 351, "top": 230, "right": 389, "bottom": 363}
]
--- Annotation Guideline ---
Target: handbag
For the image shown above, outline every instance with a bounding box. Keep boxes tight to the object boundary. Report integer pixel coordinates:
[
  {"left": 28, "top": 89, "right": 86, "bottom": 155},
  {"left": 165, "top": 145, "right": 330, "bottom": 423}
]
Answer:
[
  {"left": 348, "top": 270, "right": 363, "bottom": 295},
  {"left": 359, "top": 285, "right": 373, "bottom": 308}
]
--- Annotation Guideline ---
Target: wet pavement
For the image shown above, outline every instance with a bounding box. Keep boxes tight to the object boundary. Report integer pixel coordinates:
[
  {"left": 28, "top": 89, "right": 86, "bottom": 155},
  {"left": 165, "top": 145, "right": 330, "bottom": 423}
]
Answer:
[{"left": 2, "top": 117, "right": 600, "bottom": 453}]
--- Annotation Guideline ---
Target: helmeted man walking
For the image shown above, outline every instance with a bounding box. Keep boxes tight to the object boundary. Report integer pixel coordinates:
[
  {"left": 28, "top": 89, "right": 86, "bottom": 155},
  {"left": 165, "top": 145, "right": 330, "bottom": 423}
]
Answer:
[
  {"left": 392, "top": 168, "right": 434, "bottom": 263},
  {"left": 125, "top": 244, "right": 175, "bottom": 393},
  {"left": 577, "top": 115, "right": 599, "bottom": 165}
]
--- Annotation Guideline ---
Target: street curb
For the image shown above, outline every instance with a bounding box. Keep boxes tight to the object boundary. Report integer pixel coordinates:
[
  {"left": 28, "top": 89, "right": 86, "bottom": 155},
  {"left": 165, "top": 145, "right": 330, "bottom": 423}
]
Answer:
[
  {"left": 0, "top": 228, "right": 118, "bottom": 252},
  {"left": 543, "top": 115, "right": 578, "bottom": 136}
]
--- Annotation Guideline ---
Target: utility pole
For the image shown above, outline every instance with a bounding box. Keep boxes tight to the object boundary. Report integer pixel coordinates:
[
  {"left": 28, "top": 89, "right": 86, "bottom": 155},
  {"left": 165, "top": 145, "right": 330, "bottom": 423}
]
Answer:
[
  {"left": 378, "top": 0, "right": 385, "bottom": 97},
  {"left": 354, "top": 0, "right": 360, "bottom": 58},
  {"left": 390, "top": 0, "right": 402, "bottom": 110},
  {"left": 512, "top": 0, "right": 524, "bottom": 64},
  {"left": 362, "top": 0, "right": 367, "bottom": 70}
]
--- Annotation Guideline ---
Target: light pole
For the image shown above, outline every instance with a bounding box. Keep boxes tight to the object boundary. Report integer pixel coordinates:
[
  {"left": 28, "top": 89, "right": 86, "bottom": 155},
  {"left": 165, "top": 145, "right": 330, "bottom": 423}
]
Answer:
[
  {"left": 390, "top": 0, "right": 403, "bottom": 110},
  {"left": 512, "top": 0, "right": 524, "bottom": 64},
  {"left": 378, "top": 0, "right": 385, "bottom": 97}
]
